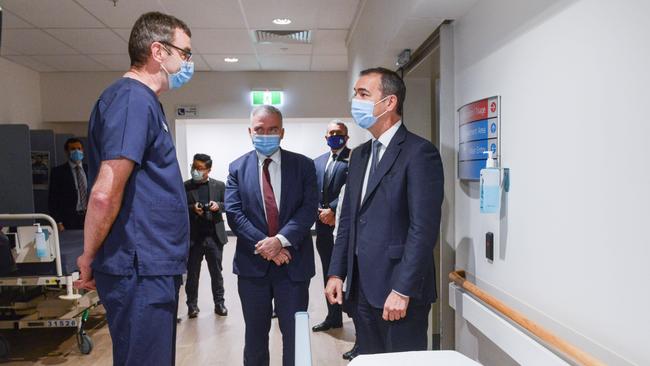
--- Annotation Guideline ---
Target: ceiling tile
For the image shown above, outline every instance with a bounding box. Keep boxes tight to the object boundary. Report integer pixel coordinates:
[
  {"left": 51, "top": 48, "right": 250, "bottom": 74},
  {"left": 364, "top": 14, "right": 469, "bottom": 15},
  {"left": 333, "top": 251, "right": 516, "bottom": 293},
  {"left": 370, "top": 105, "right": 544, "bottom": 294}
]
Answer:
[
  {"left": 259, "top": 55, "right": 310, "bottom": 71},
  {"left": 202, "top": 54, "right": 260, "bottom": 71},
  {"left": 88, "top": 54, "right": 131, "bottom": 71},
  {"left": 255, "top": 43, "right": 312, "bottom": 55},
  {"left": 113, "top": 28, "right": 132, "bottom": 42},
  {"left": 31, "top": 54, "right": 108, "bottom": 72},
  {"left": 2, "top": 55, "right": 57, "bottom": 72},
  {"left": 191, "top": 29, "right": 255, "bottom": 54},
  {"left": 316, "top": 0, "right": 359, "bottom": 29},
  {"left": 75, "top": 0, "right": 165, "bottom": 28},
  {"left": 312, "top": 30, "right": 348, "bottom": 55},
  {"left": 1, "top": 0, "right": 104, "bottom": 28},
  {"left": 1, "top": 10, "right": 34, "bottom": 28},
  {"left": 241, "top": 0, "right": 318, "bottom": 30},
  {"left": 0, "top": 45, "right": 21, "bottom": 56},
  {"left": 192, "top": 55, "right": 211, "bottom": 71},
  {"left": 158, "top": 0, "right": 246, "bottom": 29},
  {"left": 311, "top": 55, "right": 347, "bottom": 71},
  {"left": 2, "top": 29, "right": 79, "bottom": 55},
  {"left": 46, "top": 28, "right": 128, "bottom": 54}
]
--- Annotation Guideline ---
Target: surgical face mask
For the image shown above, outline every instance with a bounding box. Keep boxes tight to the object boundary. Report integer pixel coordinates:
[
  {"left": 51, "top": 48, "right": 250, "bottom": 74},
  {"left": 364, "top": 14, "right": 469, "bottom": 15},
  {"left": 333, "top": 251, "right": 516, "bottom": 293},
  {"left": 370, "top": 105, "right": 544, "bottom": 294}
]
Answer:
[
  {"left": 191, "top": 169, "right": 204, "bottom": 182},
  {"left": 350, "top": 96, "right": 390, "bottom": 129},
  {"left": 69, "top": 150, "right": 84, "bottom": 162},
  {"left": 252, "top": 134, "right": 281, "bottom": 156},
  {"left": 327, "top": 135, "right": 346, "bottom": 150},
  {"left": 161, "top": 51, "right": 194, "bottom": 90}
]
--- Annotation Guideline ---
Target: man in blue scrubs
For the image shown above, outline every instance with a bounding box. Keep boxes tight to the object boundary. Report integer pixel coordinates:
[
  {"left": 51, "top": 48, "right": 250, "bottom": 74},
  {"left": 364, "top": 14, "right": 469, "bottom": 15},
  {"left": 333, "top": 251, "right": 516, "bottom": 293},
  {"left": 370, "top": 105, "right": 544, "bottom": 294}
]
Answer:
[{"left": 74, "top": 12, "right": 193, "bottom": 365}]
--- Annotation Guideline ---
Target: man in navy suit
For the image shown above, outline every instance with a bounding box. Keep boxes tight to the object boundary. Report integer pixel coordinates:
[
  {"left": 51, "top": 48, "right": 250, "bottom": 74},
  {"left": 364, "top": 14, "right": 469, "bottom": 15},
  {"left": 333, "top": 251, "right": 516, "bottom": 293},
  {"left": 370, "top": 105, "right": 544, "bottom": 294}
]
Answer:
[
  {"left": 48, "top": 138, "right": 88, "bottom": 231},
  {"left": 312, "top": 121, "right": 350, "bottom": 332},
  {"left": 225, "top": 105, "right": 318, "bottom": 366},
  {"left": 326, "top": 67, "right": 444, "bottom": 354}
]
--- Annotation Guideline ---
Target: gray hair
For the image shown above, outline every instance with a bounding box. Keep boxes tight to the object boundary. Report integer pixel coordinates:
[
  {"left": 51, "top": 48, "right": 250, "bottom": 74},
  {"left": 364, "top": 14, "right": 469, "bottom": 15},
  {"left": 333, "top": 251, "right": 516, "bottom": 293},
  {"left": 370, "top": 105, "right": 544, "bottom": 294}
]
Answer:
[{"left": 250, "top": 105, "right": 283, "bottom": 123}]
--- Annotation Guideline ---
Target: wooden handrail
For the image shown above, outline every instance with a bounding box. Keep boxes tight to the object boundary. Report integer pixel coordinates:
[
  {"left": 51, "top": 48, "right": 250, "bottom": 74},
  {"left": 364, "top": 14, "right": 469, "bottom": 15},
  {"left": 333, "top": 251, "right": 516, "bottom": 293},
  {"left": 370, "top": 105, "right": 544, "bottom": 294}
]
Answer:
[{"left": 449, "top": 270, "right": 606, "bottom": 366}]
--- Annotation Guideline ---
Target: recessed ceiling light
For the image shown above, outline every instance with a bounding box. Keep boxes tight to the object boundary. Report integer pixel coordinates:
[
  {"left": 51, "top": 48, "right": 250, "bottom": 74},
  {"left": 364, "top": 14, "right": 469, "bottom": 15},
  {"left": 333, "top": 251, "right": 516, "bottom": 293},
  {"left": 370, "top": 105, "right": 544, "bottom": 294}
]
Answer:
[
  {"left": 224, "top": 57, "right": 239, "bottom": 63},
  {"left": 272, "top": 18, "right": 292, "bottom": 25}
]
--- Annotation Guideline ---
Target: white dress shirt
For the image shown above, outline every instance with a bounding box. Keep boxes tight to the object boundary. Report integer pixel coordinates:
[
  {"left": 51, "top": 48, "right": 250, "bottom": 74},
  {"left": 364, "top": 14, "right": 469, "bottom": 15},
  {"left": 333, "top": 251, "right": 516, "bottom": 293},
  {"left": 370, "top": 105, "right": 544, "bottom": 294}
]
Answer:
[
  {"left": 360, "top": 120, "right": 402, "bottom": 201},
  {"left": 256, "top": 149, "right": 291, "bottom": 247},
  {"left": 68, "top": 160, "right": 87, "bottom": 212}
]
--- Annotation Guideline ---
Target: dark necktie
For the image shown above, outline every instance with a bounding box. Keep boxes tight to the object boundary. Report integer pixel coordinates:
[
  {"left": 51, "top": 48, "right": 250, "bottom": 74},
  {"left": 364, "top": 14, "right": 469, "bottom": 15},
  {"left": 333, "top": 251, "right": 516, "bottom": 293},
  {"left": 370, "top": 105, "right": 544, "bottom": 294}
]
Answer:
[
  {"left": 262, "top": 158, "right": 279, "bottom": 236},
  {"left": 322, "top": 153, "right": 338, "bottom": 206},
  {"left": 75, "top": 165, "right": 88, "bottom": 210},
  {"left": 369, "top": 140, "right": 382, "bottom": 178}
]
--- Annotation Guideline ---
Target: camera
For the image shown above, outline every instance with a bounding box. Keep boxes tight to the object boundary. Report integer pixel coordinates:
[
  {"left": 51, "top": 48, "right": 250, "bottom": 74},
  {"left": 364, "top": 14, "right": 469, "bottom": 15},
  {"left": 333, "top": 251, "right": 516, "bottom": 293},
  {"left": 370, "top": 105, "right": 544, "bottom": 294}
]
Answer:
[{"left": 197, "top": 202, "right": 212, "bottom": 210}]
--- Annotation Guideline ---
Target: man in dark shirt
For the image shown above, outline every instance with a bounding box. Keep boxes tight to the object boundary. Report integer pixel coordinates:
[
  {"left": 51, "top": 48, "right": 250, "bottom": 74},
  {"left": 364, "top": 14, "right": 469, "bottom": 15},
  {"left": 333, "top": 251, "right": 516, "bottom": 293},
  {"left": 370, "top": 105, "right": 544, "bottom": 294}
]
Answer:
[
  {"left": 74, "top": 12, "right": 194, "bottom": 365},
  {"left": 184, "top": 153, "right": 228, "bottom": 318}
]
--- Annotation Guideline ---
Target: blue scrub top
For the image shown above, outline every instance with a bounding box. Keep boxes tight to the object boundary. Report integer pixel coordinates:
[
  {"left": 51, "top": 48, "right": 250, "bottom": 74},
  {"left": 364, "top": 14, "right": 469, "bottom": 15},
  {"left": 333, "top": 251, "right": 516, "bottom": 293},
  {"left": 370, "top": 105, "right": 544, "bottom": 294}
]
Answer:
[{"left": 87, "top": 77, "right": 189, "bottom": 276}]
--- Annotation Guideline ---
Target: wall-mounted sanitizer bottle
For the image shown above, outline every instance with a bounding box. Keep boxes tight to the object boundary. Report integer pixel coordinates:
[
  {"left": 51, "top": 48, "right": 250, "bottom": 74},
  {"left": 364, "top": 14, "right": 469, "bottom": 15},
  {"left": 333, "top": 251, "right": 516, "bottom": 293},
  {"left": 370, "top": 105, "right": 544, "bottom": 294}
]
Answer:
[
  {"left": 480, "top": 150, "right": 500, "bottom": 214},
  {"left": 34, "top": 223, "right": 50, "bottom": 261}
]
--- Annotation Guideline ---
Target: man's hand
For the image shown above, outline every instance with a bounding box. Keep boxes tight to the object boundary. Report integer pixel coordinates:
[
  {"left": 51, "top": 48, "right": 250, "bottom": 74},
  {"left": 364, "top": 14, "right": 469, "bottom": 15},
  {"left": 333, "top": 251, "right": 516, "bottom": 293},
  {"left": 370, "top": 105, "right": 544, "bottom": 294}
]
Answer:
[
  {"left": 73, "top": 253, "right": 96, "bottom": 290},
  {"left": 255, "top": 237, "right": 282, "bottom": 260},
  {"left": 271, "top": 248, "right": 292, "bottom": 266},
  {"left": 208, "top": 201, "right": 220, "bottom": 212},
  {"left": 318, "top": 208, "right": 336, "bottom": 226},
  {"left": 57, "top": 223, "right": 65, "bottom": 232},
  {"left": 382, "top": 291, "right": 410, "bottom": 321},
  {"left": 325, "top": 276, "right": 343, "bottom": 305},
  {"left": 192, "top": 202, "right": 204, "bottom": 216}
]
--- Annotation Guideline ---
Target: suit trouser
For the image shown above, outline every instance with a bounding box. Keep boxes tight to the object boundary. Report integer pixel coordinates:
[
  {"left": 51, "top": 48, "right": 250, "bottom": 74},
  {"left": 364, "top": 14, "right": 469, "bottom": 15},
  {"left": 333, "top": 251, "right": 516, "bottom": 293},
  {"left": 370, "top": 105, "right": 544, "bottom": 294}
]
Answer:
[
  {"left": 315, "top": 231, "right": 343, "bottom": 325},
  {"left": 95, "top": 270, "right": 181, "bottom": 366},
  {"left": 238, "top": 265, "right": 309, "bottom": 366},
  {"left": 185, "top": 235, "right": 225, "bottom": 308},
  {"left": 353, "top": 263, "right": 430, "bottom": 355}
]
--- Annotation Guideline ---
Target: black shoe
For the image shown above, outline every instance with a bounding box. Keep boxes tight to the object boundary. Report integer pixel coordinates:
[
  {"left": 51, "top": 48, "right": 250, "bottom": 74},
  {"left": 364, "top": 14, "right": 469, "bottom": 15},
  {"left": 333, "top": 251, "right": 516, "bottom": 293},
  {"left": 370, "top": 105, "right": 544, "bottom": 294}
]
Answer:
[
  {"left": 312, "top": 320, "right": 343, "bottom": 332},
  {"left": 342, "top": 344, "right": 359, "bottom": 360},
  {"left": 214, "top": 303, "right": 228, "bottom": 316},
  {"left": 188, "top": 306, "right": 200, "bottom": 318}
]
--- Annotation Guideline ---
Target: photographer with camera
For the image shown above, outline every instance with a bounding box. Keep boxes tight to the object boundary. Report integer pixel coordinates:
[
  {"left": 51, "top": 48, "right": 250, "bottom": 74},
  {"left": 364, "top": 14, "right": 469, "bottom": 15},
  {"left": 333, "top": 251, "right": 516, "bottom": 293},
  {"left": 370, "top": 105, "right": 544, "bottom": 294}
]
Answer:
[{"left": 184, "top": 153, "right": 229, "bottom": 318}]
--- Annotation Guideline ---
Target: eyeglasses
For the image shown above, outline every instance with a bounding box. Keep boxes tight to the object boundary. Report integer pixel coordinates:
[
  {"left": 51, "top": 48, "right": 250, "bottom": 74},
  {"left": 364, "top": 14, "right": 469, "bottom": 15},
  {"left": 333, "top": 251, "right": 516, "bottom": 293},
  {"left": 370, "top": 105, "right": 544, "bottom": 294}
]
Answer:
[{"left": 160, "top": 41, "right": 192, "bottom": 61}]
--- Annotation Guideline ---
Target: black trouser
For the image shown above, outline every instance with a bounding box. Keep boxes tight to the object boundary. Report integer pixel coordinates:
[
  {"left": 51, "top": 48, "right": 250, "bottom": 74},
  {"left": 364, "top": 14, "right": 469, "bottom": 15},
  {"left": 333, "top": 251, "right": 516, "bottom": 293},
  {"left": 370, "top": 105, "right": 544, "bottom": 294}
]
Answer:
[
  {"left": 63, "top": 211, "right": 85, "bottom": 230},
  {"left": 316, "top": 229, "right": 343, "bottom": 325},
  {"left": 185, "top": 235, "right": 225, "bottom": 308}
]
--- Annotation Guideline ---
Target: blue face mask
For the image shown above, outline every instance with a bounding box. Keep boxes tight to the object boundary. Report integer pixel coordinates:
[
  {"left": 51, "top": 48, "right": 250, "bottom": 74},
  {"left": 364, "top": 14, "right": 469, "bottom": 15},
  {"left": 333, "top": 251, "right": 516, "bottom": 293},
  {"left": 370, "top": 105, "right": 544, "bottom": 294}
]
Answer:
[
  {"left": 350, "top": 96, "right": 390, "bottom": 129},
  {"left": 163, "top": 59, "right": 194, "bottom": 90},
  {"left": 70, "top": 150, "right": 84, "bottom": 162},
  {"left": 327, "top": 135, "right": 347, "bottom": 150},
  {"left": 191, "top": 169, "right": 204, "bottom": 182},
  {"left": 252, "top": 135, "right": 281, "bottom": 156}
]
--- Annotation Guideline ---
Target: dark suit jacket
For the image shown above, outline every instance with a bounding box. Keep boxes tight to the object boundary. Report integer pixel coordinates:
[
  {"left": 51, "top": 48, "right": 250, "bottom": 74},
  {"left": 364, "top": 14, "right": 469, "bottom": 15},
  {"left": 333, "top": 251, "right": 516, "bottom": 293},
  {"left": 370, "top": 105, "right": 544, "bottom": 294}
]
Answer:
[
  {"left": 225, "top": 149, "right": 318, "bottom": 282},
  {"left": 48, "top": 162, "right": 88, "bottom": 226},
  {"left": 314, "top": 147, "right": 350, "bottom": 236},
  {"left": 185, "top": 178, "right": 228, "bottom": 246},
  {"left": 328, "top": 124, "right": 444, "bottom": 308}
]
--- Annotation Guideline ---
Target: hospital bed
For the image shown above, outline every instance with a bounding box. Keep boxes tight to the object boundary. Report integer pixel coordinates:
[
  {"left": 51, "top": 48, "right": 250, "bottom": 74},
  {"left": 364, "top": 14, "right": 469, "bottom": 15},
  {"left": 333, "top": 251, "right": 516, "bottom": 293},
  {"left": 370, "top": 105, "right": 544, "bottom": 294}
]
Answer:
[{"left": 0, "top": 213, "right": 100, "bottom": 359}]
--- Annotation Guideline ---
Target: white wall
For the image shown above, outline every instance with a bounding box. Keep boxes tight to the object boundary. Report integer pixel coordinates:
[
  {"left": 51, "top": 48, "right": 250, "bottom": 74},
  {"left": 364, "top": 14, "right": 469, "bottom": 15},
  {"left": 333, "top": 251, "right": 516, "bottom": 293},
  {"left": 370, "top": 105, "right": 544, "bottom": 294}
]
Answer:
[
  {"left": 175, "top": 118, "right": 370, "bottom": 182},
  {"left": 451, "top": 0, "right": 649, "bottom": 365},
  {"left": 39, "top": 71, "right": 351, "bottom": 134},
  {"left": 0, "top": 57, "right": 42, "bottom": 128}
]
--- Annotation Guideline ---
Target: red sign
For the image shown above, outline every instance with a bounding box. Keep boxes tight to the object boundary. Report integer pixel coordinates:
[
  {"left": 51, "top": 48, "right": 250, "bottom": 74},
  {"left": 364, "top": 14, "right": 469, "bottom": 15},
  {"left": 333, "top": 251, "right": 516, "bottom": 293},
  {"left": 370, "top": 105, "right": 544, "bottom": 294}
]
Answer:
[{"left": 459, "top": 99, "right": 488, "bottom": 125}]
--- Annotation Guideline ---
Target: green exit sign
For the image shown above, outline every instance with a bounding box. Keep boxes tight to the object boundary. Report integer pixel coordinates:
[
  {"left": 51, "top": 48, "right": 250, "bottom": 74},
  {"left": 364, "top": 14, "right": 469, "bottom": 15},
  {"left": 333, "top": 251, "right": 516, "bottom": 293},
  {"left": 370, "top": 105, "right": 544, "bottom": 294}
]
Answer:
[{"left": 251, "top": 91, "right": 283, "bottom": 106}]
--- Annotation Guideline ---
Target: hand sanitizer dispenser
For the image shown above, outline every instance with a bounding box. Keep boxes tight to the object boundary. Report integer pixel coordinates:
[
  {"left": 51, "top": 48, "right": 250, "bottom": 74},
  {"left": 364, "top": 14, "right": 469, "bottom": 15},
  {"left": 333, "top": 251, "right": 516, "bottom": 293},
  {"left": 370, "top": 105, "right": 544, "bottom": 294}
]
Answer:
[
  {"left": 34, "top": 223, "right": 51, "bottom": 261},
  {"left": 480, "top": 150, "right": 500, "bottom": 214}
]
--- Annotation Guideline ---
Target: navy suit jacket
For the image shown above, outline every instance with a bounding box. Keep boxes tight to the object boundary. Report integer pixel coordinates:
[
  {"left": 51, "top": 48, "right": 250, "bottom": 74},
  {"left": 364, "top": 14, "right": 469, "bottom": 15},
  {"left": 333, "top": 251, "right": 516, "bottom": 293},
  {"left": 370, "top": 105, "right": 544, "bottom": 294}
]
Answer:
[
  {"left": 225, "top": 149, "right": 318, "bottom": 282},
  {"left": 314, "top": 147, "right": 350, "bottom": 236},
  {"left": 328, "top": 124, "right": 444, "bottom": 308},
  {"left": 48, "top": 162, "right": 88, "bottom": 225}
]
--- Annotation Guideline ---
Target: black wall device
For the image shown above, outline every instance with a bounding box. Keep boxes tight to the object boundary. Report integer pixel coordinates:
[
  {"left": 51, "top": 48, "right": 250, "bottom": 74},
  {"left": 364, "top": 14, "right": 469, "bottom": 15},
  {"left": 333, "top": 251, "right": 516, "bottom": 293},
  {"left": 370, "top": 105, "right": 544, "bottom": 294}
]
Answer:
[{"left": 486, "top": 232, "right": 494, "bottom": 261}]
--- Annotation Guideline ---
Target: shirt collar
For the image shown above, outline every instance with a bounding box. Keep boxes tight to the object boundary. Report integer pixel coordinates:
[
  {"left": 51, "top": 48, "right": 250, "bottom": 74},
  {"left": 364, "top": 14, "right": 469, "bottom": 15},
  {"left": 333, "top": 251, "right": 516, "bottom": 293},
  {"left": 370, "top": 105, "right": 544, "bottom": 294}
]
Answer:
[
  {"left": 330, "top": 147, "right": 344, "bottom": 158},
  {"left": 256, "top": 148, "right": 282, "bottom": 166},
  {"left": 68, "top": 160, "right": 82, "bottom": 168},
  {"left": 373, "top": 120, "right": 402, "bottom": 148}
]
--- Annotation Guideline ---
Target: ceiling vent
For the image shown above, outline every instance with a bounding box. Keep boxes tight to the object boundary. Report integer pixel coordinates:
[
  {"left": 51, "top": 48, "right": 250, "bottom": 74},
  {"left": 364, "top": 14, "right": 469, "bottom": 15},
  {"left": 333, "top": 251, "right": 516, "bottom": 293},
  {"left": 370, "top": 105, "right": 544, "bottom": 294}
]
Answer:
[{"left": 254, "top": 30, "right": 312, "bottom": 44}]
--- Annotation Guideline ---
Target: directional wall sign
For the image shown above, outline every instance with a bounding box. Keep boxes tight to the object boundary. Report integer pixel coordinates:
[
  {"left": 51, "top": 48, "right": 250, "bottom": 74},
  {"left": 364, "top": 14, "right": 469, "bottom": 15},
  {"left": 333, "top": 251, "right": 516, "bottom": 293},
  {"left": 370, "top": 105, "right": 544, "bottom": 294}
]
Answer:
[{"left": 458, "top": 96, "right": 500, "bottom": 180}]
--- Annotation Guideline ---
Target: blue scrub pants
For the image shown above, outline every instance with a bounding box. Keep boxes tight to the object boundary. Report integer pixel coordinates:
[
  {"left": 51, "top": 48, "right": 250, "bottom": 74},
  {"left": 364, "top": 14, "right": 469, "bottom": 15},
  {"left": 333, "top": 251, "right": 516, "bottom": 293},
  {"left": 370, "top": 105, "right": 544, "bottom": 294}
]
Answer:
[{"left": 95, "top": 270, "right": 182, "bottom": 366}]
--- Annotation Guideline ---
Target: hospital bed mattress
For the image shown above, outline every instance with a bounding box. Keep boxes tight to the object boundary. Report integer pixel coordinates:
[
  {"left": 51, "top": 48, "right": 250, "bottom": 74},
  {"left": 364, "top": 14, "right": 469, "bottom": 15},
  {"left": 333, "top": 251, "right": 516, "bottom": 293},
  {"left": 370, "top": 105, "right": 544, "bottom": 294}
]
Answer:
[{"left": 12, "top": 230, "right": 84, "bottom": 277}]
